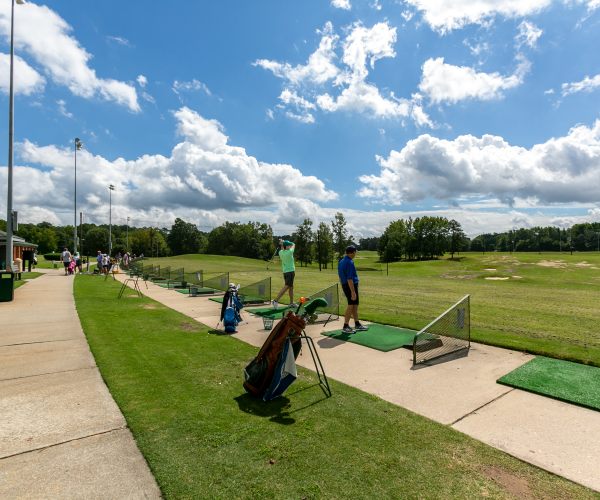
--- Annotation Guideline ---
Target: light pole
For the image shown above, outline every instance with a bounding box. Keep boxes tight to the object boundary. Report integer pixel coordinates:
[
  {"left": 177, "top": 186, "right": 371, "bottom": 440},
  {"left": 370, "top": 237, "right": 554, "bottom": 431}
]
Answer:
[
  {"left": 5, "top": 0, "right": 24, "bottom": 271},
  {"left": 74, "top": 138, "right": 82, "bottom": 254},
  {"left": 596, "top": 232, "right": 599, "bottom": 252},
  {"left": 126, "top": 216, "right": 130, "bottom": 249},
  {"left": 109, "top": 185, "right": 114, "bottom": 256}
]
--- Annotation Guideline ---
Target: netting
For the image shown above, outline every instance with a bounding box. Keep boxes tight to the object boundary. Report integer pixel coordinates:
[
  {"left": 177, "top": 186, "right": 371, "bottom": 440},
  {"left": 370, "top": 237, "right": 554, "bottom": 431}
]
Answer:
[
  {"left": 413, "top": 295, "right": 470, "bottom": 365},
  {"left": 177, "top": 270, "right": 203, "bottom": 288},
  {"left": 238, "top": 277, "right": 271, "bottom": 305},
  {"left": 300, "top": 283, "right": 339, "bottom": 324},
  {"left": 203, "top": 272, "right": 229, "bottom": 292},
  {"left": 166, "top": 267, "right": 185, "bottom": 288}
]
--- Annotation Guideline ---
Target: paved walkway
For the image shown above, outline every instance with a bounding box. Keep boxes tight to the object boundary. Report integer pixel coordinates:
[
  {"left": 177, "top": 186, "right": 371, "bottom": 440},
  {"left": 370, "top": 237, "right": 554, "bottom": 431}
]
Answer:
[
  {"left": 0, "top": 269, "right": 161, "bottom": 499},
  {"left": 117, "top": 274, "right": 600, "bottom": 492}
]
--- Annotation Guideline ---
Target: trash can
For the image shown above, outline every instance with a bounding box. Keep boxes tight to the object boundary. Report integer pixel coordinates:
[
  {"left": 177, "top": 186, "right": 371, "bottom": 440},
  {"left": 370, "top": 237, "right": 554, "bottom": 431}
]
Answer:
[
  {"left": 190, "top": 287, "right": 198, "bottom": 297},
  {"left": 0, "top": 273, "right": 15, "bottom": 302}
]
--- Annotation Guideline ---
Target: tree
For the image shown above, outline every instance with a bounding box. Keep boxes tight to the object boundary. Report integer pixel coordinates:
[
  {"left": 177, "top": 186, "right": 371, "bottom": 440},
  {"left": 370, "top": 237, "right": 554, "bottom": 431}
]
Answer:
[
  {"left": 315, "top": 222, "right": 333, "bottom": 270},
  {"left": 293, "top": 219, "right": 314, "bottom": 267},
  {"left": 469, "top": 237, "right": 484, "bottom": 253},
  {"left": 496, "top": 235, "right": 508, "bottom": 252},
  {"left": 168, "top": 218, "right": 206, "bottom": 256},
  {"left": 84, "top": 228, "right": 111, "bottom": 254},
  {"left": 331, "top": 212, "right": 352, "bottom": 260},
  {"left": 448, "top": 219, "right": 465, "bottom": 258}
]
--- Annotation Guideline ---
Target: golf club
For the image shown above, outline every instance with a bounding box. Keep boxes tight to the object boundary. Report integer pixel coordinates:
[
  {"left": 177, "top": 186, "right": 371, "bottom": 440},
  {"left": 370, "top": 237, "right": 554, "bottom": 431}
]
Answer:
[{"left": 266, "top": 246, "right": 279, "bottom": 270}]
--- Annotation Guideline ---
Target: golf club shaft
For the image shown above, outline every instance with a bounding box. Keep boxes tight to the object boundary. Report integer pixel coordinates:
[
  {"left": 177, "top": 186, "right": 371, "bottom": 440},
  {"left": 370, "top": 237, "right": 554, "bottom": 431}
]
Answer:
[
  {"left": 266, "top": 247, "right": 279, "bottom": 269},
  {"left": 323, "top": 299, "right": 342, "bottom": 328}
]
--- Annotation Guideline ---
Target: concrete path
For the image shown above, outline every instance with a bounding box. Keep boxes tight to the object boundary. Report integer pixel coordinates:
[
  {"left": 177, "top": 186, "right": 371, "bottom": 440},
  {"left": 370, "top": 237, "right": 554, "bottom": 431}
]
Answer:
[
  {"left": 117, "top": 274, "right": 600, "bottom": 492},
  {"left": 0, "top": 269, "right": 161, "bottom": 500}
]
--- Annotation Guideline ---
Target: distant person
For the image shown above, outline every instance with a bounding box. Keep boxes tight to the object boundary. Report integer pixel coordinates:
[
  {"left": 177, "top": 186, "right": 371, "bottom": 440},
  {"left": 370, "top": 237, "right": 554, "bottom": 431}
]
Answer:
[
  {"left": 102, "top": 254, "right": 109, "bottom": 274},
  {"left": 96, "top": 251, "right": 103, "bottom": 271},
  {"left": 271, "top": 239, "right": 297, "bottom": 310},
  {"left": 33, "top": 250, "right": 38, "bottom": 269},
  {"left": 61, "top": 247, "right": 72, "bottom": 276},
  {"left": 74, "top": 251, "right": 82, "bottom": 274},
  {"left": 338, "top": 245, "right": 368, "bottom": 334}
]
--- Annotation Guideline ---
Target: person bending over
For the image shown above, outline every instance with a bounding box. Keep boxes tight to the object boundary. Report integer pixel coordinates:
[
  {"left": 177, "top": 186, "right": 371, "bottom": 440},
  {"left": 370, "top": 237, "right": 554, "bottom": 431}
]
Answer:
[
  {"left": 271, "top": 239, "right": 298, "bottom": 310},
  {"left": 338, "top": 245, "right": 369, "bottom": 334}
]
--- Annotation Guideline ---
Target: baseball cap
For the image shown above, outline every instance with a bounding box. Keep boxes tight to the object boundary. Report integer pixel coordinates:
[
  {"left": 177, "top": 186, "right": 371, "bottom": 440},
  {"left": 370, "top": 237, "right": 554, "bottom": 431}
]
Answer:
[
  {"left": 345, "top": 245, "right": 357, "bottom": 254},
  {"left": 283, "top": 240, "right": 293, "bottom": 247}
]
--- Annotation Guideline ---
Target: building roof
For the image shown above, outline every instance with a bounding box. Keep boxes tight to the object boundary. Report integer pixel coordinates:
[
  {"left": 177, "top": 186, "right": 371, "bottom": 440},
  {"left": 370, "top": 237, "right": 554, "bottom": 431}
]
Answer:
[{"left": 0, "top": 230, "right": 38, "bottom": 248}]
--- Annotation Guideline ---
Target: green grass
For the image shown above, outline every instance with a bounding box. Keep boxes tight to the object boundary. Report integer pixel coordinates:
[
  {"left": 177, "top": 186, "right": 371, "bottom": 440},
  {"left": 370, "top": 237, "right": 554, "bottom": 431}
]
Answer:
[
  {"left": 73, "top": 275, "right": 598, "bottom": 500},
  {"left": 498, "top": 357, "right": 600, "bottom": 411},
  {"left": 12, "top": 271, "right": 44, "bottom": 289},
  {"left": 139, "top": 252, "right": 600, "bottom": 366}
]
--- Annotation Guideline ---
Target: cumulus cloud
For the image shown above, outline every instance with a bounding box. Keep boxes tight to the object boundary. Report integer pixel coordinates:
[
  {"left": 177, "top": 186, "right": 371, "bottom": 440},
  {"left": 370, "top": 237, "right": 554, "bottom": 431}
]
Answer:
[
  {"left": 357, "top": 120, "right": 600, "bottom": 207},
  {"left": 141, "top": 92, "right": 155, "bottom": 104},
  {"left": 404, "top": 0, "right": 552, "bottom": 33},
  {"left": 173, "top": 79, "right": 212, "bottom": 96},
  {"left": 256, "top": 21, "right": 434, "bottom": 126},
  {"left": 419, "top": 56, "right": 530, "bottom": 104},
  {"left": 588, "top": 208, "right": 600, "bottom": 220},
  {"left": 515, "top": 21, "right": 543, "bottom": 49},
  {"left": 0, "top": 2, "right": 139, "bottom": 112},
  {"left": 0, "top": 53, "right": 46, "bottom": 95},
  {"left": 254, "top": 22, "right": 339, "bottom": 86},
  {"left": 561, "top": 74, "right": 600, "bottom": 97},
  {"left": 331, "top": 0, "right": 351, "bottom": 9},
  {"left": 509, "top": 211, "right": 534, "bottom": 227},
  {"left": 0, "top": 107, "right": 337, "bottom": 228},
  {"left": 56, "top": 99, "right": 72, "bottom": 118},
  {"left": 137, "top": 75, "right": 147, "bottom": 87}
]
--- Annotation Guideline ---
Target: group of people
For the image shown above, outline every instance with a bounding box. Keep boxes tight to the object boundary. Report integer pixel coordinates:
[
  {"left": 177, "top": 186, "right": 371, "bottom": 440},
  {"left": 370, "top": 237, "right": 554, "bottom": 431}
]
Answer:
[
  {"left": 60, "top": 248, "right": 83, "bottom": 275},
  {"left": 271, "top": 239, "right": 368, "bottom": 335}
]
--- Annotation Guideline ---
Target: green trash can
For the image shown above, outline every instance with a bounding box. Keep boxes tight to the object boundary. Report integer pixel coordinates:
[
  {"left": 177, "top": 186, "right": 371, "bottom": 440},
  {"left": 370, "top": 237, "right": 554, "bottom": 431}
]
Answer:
[{"left": 0, "top": 273, "right": 15, "bottom": 302}]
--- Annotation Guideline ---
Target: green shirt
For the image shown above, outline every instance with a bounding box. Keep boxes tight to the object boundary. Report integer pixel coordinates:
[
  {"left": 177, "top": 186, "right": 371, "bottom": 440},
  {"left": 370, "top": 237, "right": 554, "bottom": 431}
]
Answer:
[{"left": 279, "top": 247, "right": 295, "bottom": 273}]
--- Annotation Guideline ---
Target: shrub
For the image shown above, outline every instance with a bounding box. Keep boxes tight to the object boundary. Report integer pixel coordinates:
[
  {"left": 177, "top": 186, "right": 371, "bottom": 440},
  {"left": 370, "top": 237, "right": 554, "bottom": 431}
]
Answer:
[{"left": 43, "top": 253, "right": 61, "bottom": 260}]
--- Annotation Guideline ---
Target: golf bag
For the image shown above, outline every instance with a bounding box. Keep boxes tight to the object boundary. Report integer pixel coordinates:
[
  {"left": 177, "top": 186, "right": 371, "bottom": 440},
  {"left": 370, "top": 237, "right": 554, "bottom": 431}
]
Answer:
[
  {"left": 220, "top": 284, "right": 243, "bottom": 333},
  {"left": 243, "top": 310, "right": 305, "bottom": 398}
]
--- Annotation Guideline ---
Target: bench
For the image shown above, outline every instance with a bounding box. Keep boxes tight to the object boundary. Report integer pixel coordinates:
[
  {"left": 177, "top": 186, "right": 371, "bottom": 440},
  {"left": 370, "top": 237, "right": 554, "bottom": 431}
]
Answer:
[{"left": 11, "top": 264, "right": 22, "bottom": 281}]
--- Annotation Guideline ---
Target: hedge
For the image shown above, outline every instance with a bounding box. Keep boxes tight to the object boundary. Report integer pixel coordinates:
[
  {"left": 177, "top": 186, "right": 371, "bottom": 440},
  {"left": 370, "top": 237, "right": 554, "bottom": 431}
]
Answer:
[{"left": 43, "top": 253, "right": 61, "bottom": 260}]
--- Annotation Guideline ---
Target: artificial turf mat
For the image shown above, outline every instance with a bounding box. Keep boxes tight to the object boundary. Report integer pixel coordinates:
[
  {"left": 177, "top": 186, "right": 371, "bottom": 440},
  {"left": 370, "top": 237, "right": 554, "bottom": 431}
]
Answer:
[
  {"left": 210, "top": 295, "right": 265, "bottom": 305},
  {"left": 497, "top": 356, "right": 600, "bottom": 411},
  {"left": 248, "top": 306, "right": 294, "bottom": 319},
  {"left": 174, "top": 288, "right": 216, "bottom": 295},
  {"left": 322, "top": 323, "right": 418, "bottom": 352}
]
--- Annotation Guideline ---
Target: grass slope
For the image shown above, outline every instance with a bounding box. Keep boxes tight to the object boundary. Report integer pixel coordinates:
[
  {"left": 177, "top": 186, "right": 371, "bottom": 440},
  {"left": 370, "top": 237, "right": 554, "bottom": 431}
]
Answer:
[
  {"left": 74, "top": 276, "right": 598, "bottom": 500},
  {"left": 139, "top": 252, "right": 600, "bottom": 366}
]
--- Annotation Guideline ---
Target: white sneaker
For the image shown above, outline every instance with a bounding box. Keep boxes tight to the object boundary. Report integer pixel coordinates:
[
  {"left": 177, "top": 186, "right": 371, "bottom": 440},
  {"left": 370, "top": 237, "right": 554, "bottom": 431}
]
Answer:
[
  {"left": 271, "top": 300, "right": 279, "bottom": 310},
  {"left": 290, "top": 302, "right": 299, "bottom": 308}
]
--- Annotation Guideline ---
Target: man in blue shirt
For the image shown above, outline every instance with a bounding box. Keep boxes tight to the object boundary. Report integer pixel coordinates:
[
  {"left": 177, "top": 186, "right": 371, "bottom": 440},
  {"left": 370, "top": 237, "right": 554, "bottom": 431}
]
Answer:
[{"left": 338, "top": 245, "right": 368, "bottom": 334}]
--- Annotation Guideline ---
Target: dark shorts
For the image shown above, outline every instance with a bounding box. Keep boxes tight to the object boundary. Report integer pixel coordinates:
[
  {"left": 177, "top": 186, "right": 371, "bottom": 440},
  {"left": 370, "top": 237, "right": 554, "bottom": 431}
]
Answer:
[
  {"left": 75, "top": 260, "right": 81, "bottom": 267},
  {"left": 283, "top": 271, "right": 295, "bottom": 287},
  {"left": 63, "top": 261, "right": 70, "bottom": 268},
  {"left": 342, "top": 282, "right": 359, "bottom": 306}
]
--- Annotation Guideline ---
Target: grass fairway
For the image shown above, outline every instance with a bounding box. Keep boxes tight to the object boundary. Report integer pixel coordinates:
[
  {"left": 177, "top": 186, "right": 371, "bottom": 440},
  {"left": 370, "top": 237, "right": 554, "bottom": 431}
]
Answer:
[
  {"left": 140, "top": 252, "right": 600, "bottom": 366},
  {"left": 74, "top": 275, "right": 598, "bottom": 500}
]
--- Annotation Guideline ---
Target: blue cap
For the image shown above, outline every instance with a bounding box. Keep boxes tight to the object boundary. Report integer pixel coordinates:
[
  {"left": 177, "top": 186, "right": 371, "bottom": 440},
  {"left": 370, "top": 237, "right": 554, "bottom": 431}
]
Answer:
[{"left": 346, "top": 245, "right": 357, "bottom": 254}]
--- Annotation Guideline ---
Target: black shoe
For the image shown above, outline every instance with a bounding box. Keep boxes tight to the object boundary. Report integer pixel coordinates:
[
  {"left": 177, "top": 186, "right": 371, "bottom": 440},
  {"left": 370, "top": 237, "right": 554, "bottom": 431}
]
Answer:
[{"left": 342, "top": 326, "right": 356, "bottom": 334}]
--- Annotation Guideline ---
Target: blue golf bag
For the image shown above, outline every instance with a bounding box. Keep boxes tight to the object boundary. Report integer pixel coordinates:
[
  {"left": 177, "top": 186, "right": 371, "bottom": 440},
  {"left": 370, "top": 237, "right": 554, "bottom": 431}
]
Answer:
[{"left": 221, "top": 284, "right": 243, "bottom": 333}]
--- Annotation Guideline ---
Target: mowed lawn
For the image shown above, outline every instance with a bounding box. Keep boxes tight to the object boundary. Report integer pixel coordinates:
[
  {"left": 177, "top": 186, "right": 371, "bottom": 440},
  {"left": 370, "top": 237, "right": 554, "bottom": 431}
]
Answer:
[
  {"left": 139, "top": 251, "right": 600, "bottom": 367},
  {"left": 74, "top": 276, "right": 598, "bottom": 500}
]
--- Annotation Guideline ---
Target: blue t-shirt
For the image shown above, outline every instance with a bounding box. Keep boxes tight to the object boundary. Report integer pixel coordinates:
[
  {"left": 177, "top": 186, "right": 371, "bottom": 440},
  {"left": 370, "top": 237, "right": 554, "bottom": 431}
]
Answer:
[{"left": 338, "top": 255, "right": 358, "bottom": 285}]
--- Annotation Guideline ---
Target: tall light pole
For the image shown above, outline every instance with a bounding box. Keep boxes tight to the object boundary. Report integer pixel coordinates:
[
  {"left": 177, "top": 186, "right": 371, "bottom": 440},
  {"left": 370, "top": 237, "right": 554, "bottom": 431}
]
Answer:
[
  {"left": 126, "top": 216, "right": 130, "bottom": 249},
  {"left": 74, "top": 138, "right": 82, "bottom": 253},
  {"left": 596, "top": 232, "right": 599, "bottom": 252},
  {"left": 5, "top": 0, "right": 24, "bottom": 271},
  {"left": 109, "top": 184, "right": 114, "bottom": 256}
]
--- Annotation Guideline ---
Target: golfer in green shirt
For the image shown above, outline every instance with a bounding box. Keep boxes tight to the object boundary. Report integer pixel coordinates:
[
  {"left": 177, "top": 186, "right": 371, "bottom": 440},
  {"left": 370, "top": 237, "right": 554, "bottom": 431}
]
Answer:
[{"left": 271, "top": 239, "right": 298, "bottom": 309}]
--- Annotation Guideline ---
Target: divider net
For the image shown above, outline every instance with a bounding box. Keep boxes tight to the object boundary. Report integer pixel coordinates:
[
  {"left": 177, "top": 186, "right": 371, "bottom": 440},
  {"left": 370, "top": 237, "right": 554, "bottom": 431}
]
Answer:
[
  {"left": 166, "top": 267, "right": 185, "bottom": 288},
  {"left": 301, "top": 283, "right": 339, "bottom": 324},
  {"left": 181, "top": 270, "right": 203, "bottom": 287},
  {"left": 413, "top": 294, "right": 470, "bottom": 365},
  {"left": 203, "top": 272, "right": 229, "bottom": 292},
  {"left": 238, "top": 277, "right": 271, "bottom": 305}
]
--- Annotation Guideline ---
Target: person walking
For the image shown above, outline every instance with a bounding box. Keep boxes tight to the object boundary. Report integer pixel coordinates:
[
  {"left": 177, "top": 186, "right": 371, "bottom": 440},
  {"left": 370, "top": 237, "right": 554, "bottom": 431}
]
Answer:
[
  {"left": 74, "top": 251, "right": 83, "bottom": 274},
  {"left": 338, "top": 245, "right": 368, "bottom": 334},
  {"left": 96, "top": 251, "right": 103, "bottom": 272},
  {"left": 271, "top": 239, "right": 297, "bottom": 310},
  {"left": 61, "top": 247, "right": 72, "bottom": 276}
]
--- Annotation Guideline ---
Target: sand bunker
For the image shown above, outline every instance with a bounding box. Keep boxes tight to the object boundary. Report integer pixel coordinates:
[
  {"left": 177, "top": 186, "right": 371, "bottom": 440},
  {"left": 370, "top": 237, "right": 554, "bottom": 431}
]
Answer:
[
  {"left": 537, "top": 260, "right": 567, "bottom": 268},
  {"left": 574, "top": 261, "right": 593, "bottom": 267},
  {"left": 439, "top": 274, "right": 476, "bottom": 280},
  {"left": 484, "top": 277, "right": 510, "bottom": 280},
  {"left": 512, "top": 276, "right": 523, "bottom": 279},
  {"left": 483, "top": 268, "right": 497, "bottom": 271}
]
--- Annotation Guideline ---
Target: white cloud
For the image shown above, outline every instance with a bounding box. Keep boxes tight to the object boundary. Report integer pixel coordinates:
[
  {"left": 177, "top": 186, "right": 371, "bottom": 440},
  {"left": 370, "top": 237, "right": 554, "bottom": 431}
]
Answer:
[
  {"left": 0, "top": 53, "right": 45, "bottom": 95},
  {"left": 137, "top": 75, "right": 147, "bottom": 87},
  {"left": 588, "top": 208, "right": 600, "bottom": 220},
  {"left": 107, "top": 36, "right": 132, "bottom": 47},
  {"left": 404, "top": 0, "right": 552, "bottom": 34},
  {"left": 515, "top": 21, "right": 543, "bottom": 49},
  {"left": 266, "top": 109, "right": 274, "bottom": 120},
  {"left": 370, "top": 0, "right": 382, "bottom": 10},
  {"left": 172, "top": 79, "right": 212, "bottom": 96},
  {"left": 253, "top": 22, "right": 339, "bottom": 86},
  {"left": 419, "top": 56, "right": 530, "bottom": 104},
  {"left": 331, "top": 0, "right": 351, "bottom": 9},
  {"left": 286, "top": 111, "right": 315, "bottom": 123},
  {"left": 463, "top": 39, "right": 489, "bottom": 55},
  {"left": 0, "top": 107, "right": 338, "bottom": 229},
  {"left": 561, "top": 74, "right": 600, "bottom": 97},
  {"left": 550, "top": 216, "right": 577, "bottom": 227},
  {"left": 357, "top": 119, "right": 600, "bottom": 207},
  {"left": 509, "top": 211, "right": 534, "bottom": 228},
  {"left": 141, "top": 92, "right": 155, "bottom": 104},
  {"left": 279, "top": 89, "right": 316, "bottom": 110},
  {"left": 56, "top": 99, "right": 72, "bottom": 118},
  {"left": 544, "top": 89, "right": 555, "bottom": 94},
  {"left": 0, "top": 2, "right": 139, "bottom": 112}
]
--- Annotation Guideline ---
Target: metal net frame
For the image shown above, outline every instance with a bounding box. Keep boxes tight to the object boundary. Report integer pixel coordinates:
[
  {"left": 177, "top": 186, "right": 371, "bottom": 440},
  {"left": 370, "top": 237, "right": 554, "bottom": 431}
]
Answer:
[
  {"left": 238, "top": 277, "right": 271, "bottom": 305},
  {"left": 203, "top": 272, "right": 229, "bottom": 292},
  {"left": 413, "top": 294, "right": 470, "bottom": 365},
  {"left": 300, "top": 283, "right": 340, "bottom": 324},
  {"left": 179, "top": 270, "right": 204, "bottom": 288},
  {"left": 165, "top": 267, "right": 185, "bottom": 288}
]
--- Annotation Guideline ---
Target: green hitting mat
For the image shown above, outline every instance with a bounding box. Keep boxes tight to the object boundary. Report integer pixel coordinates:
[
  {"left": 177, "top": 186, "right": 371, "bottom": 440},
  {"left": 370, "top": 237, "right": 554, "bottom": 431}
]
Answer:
[
  {"left": 175, "top": 288, "right": 216, "bottom": 295},
  {"left": 247, "top": 306, "right": 296, "bottom": 320},
  {"left": 497, "top": 356, "right": 600, "bottom": 411},
  {"left": 322, "top": 324, "right": 418, "bottom": 352},
  {"left": 210, "top": 295, "right": 265, "bottom": 304}
]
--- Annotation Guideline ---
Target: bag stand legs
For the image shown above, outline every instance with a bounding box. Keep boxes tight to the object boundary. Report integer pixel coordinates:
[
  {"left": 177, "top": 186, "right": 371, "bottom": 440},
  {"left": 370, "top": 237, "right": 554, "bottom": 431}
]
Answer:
[
  {"left": 118, "top": 278, "right": 144, "bottom": 298},
  {"left": 289, "top": 333, "right": 332, "bottom": 397}
]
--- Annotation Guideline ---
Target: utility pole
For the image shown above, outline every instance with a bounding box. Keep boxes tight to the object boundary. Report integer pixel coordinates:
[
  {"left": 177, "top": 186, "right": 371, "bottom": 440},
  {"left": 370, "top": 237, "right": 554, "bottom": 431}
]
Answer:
[
  {"left": 74, "top": 138, "right": 82, "bottom": 253},
  {"left": 109, "top": 185, "right": 114, "bottom": 256},
  {"left": 318, "top": 232, "right": 321, "bottom": 271},
  {"left": 126, "top": 216, "right": 130, "bottom": 248}
]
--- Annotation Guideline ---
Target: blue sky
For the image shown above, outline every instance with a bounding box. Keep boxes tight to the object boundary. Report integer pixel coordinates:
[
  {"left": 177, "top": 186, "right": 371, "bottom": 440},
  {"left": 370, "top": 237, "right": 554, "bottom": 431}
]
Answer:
[{"left": 1, "top": 0, "right": 599, "bottom": 237}]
